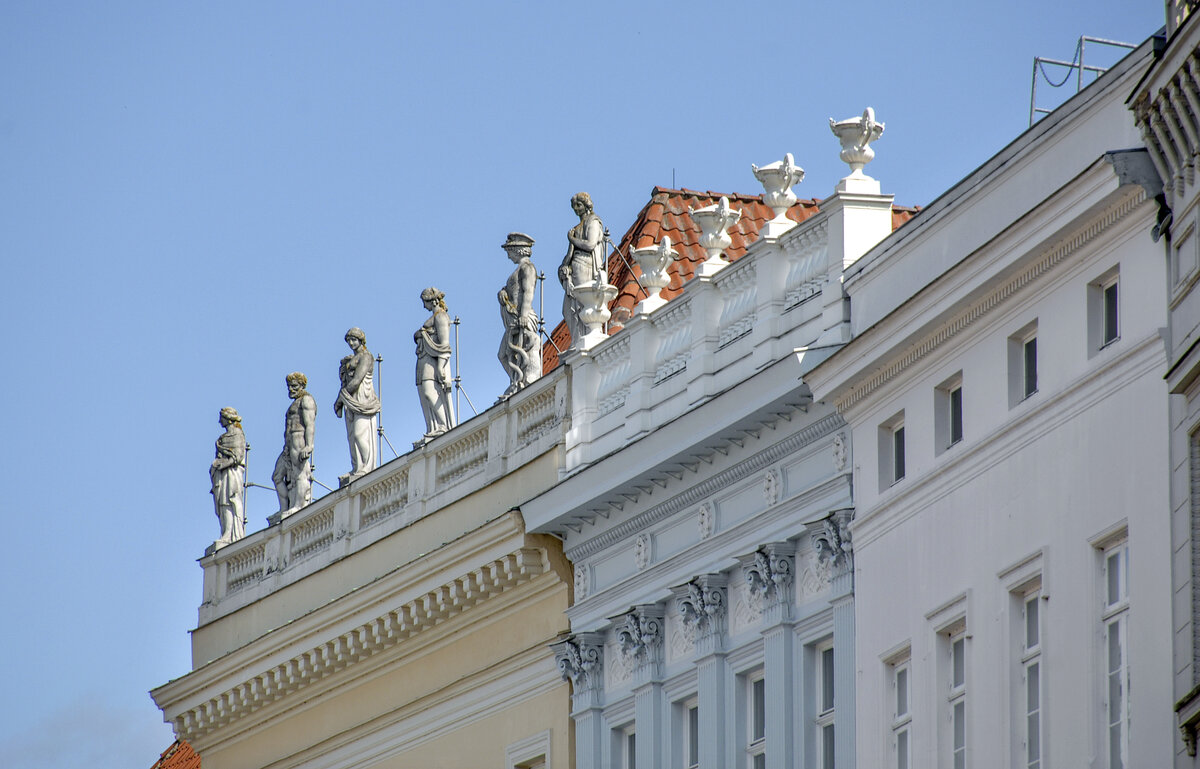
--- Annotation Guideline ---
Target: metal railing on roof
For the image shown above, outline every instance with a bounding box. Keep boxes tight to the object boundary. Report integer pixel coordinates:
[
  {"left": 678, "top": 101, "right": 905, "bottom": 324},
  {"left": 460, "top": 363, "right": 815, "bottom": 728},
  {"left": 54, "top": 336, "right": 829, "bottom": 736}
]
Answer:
[{"left": 1029, "top": 36, "right": 1136, "bottom": 126}]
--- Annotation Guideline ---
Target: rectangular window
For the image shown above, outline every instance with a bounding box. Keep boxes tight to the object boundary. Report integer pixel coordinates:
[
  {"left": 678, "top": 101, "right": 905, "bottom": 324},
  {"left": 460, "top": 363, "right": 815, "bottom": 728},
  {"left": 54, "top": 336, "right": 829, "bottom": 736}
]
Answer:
[
  {"left": 1023, "top": 337, "right": 1038, "bottom": 398},
  {"left": 949, "top": 631, "right": 967, "bottom": 769},
  {"left": 935, "top": 373, "right": 964, "bottom": 454},
  {"left": 892, "top": 657, "right": 912, "bottom": 769},
  {"left": 878, "top": 411, "right": 907, "bottom": 490},
  {"left": 1021, "top": 589, "right": 1043, "bottom": 769},
  {"left": 1008, "top": 321, "right": 1039, "bottom": 407},
  {"left": 816, "top": 643, "right": 836, "bottom": 769},
  {"left": 1102, "top": 541, "right": 1130, "bottom": 769},
  {"left": 1088, "top": 266, "right": 1120, "bottom": 353},
  {"left": 747, "top": 673, "right": 765, "bottom": 769}
]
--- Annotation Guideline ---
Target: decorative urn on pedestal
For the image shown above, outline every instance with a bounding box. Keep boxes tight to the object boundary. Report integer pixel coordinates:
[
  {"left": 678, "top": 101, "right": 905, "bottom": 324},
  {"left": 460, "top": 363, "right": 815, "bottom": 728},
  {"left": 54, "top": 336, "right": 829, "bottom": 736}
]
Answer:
[
  {"left": 629, "top": 236, "right": 677, "bottom": 315},
  {"left": 751, "top": 152, "right": 805, "bottom": 238},
  {"left": 572, "top": 280, "right": 619, "bottom": 349},
  {"left": 829, "top": 107, "right": 885, "bottom": 193},
  {"left": 690, "top": 196, "right": 742, "bottom": 278}
]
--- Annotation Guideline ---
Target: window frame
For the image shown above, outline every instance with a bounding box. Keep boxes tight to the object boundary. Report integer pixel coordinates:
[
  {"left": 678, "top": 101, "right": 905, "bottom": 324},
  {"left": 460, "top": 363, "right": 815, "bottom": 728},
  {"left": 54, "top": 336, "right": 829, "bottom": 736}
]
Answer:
[
  {"left": 1008, "top": 320, "right": 1039, "bottom": 407},
  {"left": 1101, "top": 540, "right": 1130, "bottom": 769},
  {"left": 891, "top": 656, "right": 912, "bottom": 769},
  {"left": 746, "top": 671, "right": 765, "bottom": 769},
  {"left": 878, "top": 410, "right": 907, "bottom": 491},
  {"left": 815, "top": 641, "right": 836, "bottom": 769},
  {"left": 1020, "top": 587, "right": 1043, "bottom": 769},
  {"left": 935, "top": 372, "right": 964, "bottom": 455}
]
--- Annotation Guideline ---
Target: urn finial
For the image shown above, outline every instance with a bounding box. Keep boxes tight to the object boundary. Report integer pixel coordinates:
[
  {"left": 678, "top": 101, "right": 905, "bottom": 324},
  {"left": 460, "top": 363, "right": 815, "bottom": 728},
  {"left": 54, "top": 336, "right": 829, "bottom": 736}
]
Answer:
[
  {"left": 829, "top": 107, "right": 885, "bottom": 193},
  {"left": 689, "top": 196, "right": 743, "bottom": 278},
  {"left": 629, "top": 235, "right": 677, "bottom": 315},
  {"left": 752, "top": 152, "right": 805, "bottom": 237}
]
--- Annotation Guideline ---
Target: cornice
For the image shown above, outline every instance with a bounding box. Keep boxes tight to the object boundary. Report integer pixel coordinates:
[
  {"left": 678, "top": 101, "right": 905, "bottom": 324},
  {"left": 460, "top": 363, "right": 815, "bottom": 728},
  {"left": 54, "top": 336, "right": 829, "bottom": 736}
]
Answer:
[
  {"left": 834, "top": 189, "right": 1148, "bottom": 414},
  {"left": 156, "top": 543, "right": 551, "bottom": 747},
  {"left": 564, "top": 412, "right": 844, "bottom": 562}
]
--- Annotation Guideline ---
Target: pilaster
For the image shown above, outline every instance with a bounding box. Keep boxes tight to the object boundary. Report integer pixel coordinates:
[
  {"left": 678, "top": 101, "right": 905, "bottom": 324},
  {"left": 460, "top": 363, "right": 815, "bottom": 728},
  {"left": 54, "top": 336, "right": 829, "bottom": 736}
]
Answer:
[
  {"left": 673, "top": 574, "right": 728, "bottom": 769},
  {"left": 740, "top": 542, "right": 797, "bottom": 769},
  {"left": 552, "top": 632, "right": 606, "bottom": 769},
  {"left": 615, "top": 604, "right": 667, "bottom": 769}
]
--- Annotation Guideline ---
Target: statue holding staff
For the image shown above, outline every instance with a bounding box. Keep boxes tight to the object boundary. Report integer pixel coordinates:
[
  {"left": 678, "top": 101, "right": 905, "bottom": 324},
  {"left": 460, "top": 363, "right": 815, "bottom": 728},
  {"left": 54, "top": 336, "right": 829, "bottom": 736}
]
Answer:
[
  {"left": 497, "top": 232, "right": 542, "bottom": 398},
  {"left": 415, "top": 287, "right": 455, "bottom": 443},
  {"left": 558, "top": 192, "right": 606, "bottom": 346},
  {"left": 272, "top": 372, "right": 317, "bottom": 515},
  {"left": 209, "top": 407, "right": 246, "bottom": 551},
  {"left": 335, "top": 327, "right": 381, "bottom": 486}
]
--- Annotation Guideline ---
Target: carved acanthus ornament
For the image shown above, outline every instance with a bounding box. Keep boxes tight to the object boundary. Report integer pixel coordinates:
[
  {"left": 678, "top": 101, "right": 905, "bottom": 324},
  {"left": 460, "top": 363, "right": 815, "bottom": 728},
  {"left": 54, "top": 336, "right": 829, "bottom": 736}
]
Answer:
[
  {"left": 738, "top": 542, "right": 796, "bottom": 619},
  {"left": 672, "top": 574, "right": 728, "bottom": 648},
  {"left": 811, "top": 509, "right": 854, "bottom": 572},
  {"left": 552, "top": 632, "right": 605, "bottom": 695},
  {"left": 614, "top": 604, "right": 665, "bottom": 680}
]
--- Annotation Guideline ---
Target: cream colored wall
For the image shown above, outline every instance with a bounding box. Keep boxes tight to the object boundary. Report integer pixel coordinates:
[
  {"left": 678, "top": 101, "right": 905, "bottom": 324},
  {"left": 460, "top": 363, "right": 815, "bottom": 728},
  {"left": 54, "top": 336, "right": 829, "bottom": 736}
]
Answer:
[
  {"left": 199, "top": 571, "right": 571, "bottom": 769},
  {"left": 192, "top": 450, "right": 561, "bottom": 663}
]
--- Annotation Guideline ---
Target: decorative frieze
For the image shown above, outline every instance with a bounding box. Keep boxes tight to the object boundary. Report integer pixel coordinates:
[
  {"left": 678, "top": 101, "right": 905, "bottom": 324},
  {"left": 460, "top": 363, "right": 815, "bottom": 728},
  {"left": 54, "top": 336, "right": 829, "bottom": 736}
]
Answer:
[
  {"left": 633, "top": 533, "right": 651, "bottom": 570},
  {"left": 697, "top": 503, "right": 714, "bottom": 540}
]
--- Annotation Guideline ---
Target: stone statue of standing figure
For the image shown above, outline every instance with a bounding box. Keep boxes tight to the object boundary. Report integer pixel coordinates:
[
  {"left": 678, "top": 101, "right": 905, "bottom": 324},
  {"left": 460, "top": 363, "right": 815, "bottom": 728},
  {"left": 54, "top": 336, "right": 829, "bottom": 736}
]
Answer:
[
  {"left": 273, "top": 372, "right": 317, "bottom": 516},
  {"left": 497, "top": 232, "right": 542, "bottom": 398},
  {"left": 335, "top": 327, "right": 381, "bottom": 487},
  {"left": 558, "top": 192, "right": 606, "bottom": 346},
  {"left": 415, "top": 287, "right": 455, "bottom": 444},
  {"left": 209, "top": 406, "right": 246, "bottom": 552}
]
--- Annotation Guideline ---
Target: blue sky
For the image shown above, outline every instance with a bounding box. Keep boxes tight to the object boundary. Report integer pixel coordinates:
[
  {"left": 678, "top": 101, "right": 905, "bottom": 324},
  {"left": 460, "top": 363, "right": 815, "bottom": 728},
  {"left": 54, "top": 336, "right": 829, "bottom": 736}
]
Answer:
[{"left": 0, "top": 2, "right": 1163, "bottom": 766}]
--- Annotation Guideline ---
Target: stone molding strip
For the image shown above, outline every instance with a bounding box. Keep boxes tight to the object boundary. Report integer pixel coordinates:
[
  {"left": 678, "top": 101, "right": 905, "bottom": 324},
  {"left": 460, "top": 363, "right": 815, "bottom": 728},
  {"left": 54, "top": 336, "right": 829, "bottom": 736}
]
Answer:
[
  {"left": 835, "top": 189, "right": 1146, "bottom": 413},
  {"left": 565, "top": 412, "right": 844, "bottom": 562},
  {"left": 171, "top": 546, "right": 548, "bottom": 744}
]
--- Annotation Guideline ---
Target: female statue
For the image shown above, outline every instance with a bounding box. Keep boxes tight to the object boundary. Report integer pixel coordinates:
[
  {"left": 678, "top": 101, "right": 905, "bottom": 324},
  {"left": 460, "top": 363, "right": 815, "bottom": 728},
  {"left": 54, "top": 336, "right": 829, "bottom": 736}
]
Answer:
[
  {"left": 415, "top": 287, "right": 455, "bottom": 442},
  {"left": 558, "top": 192, "right": 606, "bottom": 346},
  {"left": 498, "top": 232, "right": 542, "bottom": 398},
  {"left": 334, "top": 327, "right": 382, "bottom": 486},
  {"left": 209, "top": 407, "right": 246, "bottom": 550}
]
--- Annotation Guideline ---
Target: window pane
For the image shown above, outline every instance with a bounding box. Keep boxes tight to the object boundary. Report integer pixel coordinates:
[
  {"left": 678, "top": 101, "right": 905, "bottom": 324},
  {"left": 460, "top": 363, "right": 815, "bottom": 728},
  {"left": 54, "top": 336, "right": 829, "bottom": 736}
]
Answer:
[
  {"left": 753, "top": 754, "right": 766, "bottom": 769},
  {"left": 1025, "top": 596, "right": 1039, "bottom": 649},
  {"left": 821, "top": 647, "right": 836, "bottom": 712},
  {"left": 1027, "top": 711, "right": 1041, "bottom": 766},
  {"left": 949, "top": 387, "right": 963, "bottom": 444},
  {"left": 628, "top": 733, "right": 636, "bottom": 769},
  {"left": 1107, "top": 623, "right": 1122, "bottom": 674},
  {"left": 688, "top": 706, "right": 699, "bottom": 767},
  {"left": 1109, "top": 723, "right": 1124, "bottom": 769},
  {"left": 897, "top": 729, "right": 909, "bottom": 769},
  {"left": 893, "top": 427, "right": 906, "bottom": 481},
  {"left": 1104, "top": 282, "right": 1119, "bottom": 343},
  {"left": 752, "top": 678, "right": 765, "bottom": 741},
  {"left": 822, "top": 724, "right": 835, "bottom": 769},
  {"left": 1026, "top": 662, "right": 1040, "bottom": 712},
  {"left": 953, "top": 701, "right": 965, "bottom": 750},
  {"left": 952, "top": 638, "right": 965, "bottom": 688},
  {"left": 896, "top": 668, "right": 908, "bottom": 717},
  {"left": 1024, "top": 337, "right": 1038, "bottom": 396},
  {"left": 1107, "top": 552, "right": 1121, "bottom": 606}
]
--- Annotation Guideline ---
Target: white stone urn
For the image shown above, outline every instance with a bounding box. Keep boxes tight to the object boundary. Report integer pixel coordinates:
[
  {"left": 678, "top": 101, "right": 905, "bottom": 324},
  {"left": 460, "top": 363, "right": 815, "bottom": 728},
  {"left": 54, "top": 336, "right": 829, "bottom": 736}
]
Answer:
[
  {"left": 690, "top": 196, "right": 742, "bottom": 278},
  {"left": 572, "top": 279, "right": 619, "bottom": 349},
  {"left": 630, "top": 235, "right": 677, "bottom": 315},
  {"left": 829, "top": 107, "right": 885, "bottom": 192},
  {"left": 752, "top": 152, "right": 805, "bottom": 236}
]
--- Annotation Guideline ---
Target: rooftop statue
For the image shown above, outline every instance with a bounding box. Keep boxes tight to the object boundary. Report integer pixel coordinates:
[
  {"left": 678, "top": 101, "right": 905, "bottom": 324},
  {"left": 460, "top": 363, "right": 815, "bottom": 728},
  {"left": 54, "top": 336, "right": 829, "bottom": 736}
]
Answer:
[
  {"left": 272, "top": 372, "right": 317, "bottom": 516},
  {"left": 498, "top": 232, "right": 542, "bottom": 398},
  {"left": 208, "top": 407, "right": 246, "bottom": 552},
  {"left": 415, "top": 287, "right": 455, "bottom": 445},
  {"left": 334, "top": 327, "right": 381, "bottom": 487},
  {"left": 558, "top": 192, "right": 608, "bottom": 348}
]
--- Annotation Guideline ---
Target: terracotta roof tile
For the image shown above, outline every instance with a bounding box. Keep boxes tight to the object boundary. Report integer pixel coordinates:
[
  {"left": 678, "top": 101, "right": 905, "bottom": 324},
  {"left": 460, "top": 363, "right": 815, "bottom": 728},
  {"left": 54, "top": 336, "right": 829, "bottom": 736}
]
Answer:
[
  {"left": 541, "top": 187, "right": 920, "bottom": 373},
  {"left": 151, "top": 740, "right": 201, "bottom": 769}
]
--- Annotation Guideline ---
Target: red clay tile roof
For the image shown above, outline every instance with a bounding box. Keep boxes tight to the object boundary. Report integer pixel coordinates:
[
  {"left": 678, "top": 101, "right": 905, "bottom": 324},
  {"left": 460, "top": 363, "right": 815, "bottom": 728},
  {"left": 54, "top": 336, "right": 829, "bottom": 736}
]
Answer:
[
  {"left": 541, "top": 187, "right": 919, "bottom": 372},
  {"left": 151, "top": 740, "right": 200, "bottom": 769}
]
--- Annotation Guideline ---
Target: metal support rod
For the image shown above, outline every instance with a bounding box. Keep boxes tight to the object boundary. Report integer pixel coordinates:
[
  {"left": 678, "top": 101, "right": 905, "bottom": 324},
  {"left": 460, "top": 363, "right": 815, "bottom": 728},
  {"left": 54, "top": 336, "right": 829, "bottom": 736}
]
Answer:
[
  {"left": 379, "top": 427, "right": 399, "bottom": 458},
  {"left": 1029, "top": 36, "right": 1136, "bottom": 126},
  {"left": 243, "top": 443, "right": 252, "bottom": 528},
  {"left": 605, "top": 227, "right": 649, "bottom": 299},
  {"left": 375, "top": 353, "right": 384, "bottom": 467},
  {"left": 452, "top": 315, "right": 461, "bottom": 422}
]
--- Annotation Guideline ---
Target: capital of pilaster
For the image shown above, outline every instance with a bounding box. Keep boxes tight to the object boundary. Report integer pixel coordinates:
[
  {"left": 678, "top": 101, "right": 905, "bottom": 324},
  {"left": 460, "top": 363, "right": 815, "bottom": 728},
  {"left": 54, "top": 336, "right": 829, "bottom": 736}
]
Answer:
[
  {"left": 737, "top": 541, "right": 796, "bottom": 622},
  {"left": 613, "top": 603, "right": 665, "bottom": 682},
  {"left": 672, "top": 573, "right": 728, "bottom": 654},
  {"left": 808, "top": 508, "right": 854, "bottom": 576},
  {"left": 551, "top": 631, "right": 606, "bottom": 705}
]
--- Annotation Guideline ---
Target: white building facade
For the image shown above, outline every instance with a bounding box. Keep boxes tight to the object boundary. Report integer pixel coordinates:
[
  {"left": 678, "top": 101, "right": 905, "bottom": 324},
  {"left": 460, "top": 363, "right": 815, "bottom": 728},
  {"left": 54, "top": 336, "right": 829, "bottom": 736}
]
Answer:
[
  {"left": 523, "top": 158, "right": 900, "bottom": 769},
  {"left": 807, "top": 35, "right": 1174, "bottom": 769}
]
